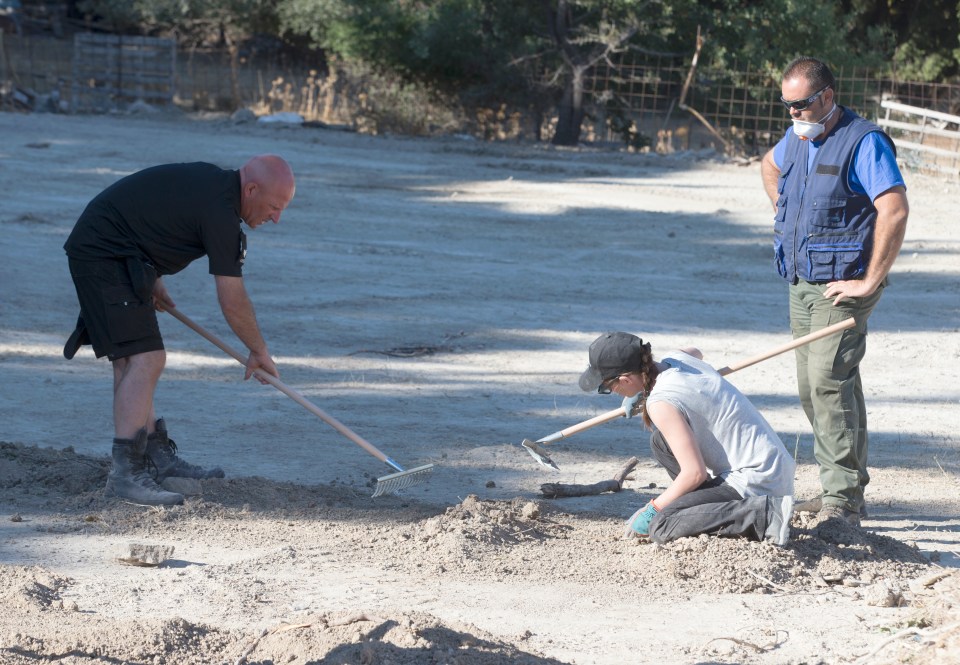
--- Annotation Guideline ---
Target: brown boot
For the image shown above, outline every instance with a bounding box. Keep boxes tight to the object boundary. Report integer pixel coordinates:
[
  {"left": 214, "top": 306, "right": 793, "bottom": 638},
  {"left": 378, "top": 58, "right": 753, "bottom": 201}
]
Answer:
[
  {"left": 818, "top": 504, "right": 861, "bottom": 527},
  {"left": 797, "top": 496, "right": 869, "bottom": 519}
]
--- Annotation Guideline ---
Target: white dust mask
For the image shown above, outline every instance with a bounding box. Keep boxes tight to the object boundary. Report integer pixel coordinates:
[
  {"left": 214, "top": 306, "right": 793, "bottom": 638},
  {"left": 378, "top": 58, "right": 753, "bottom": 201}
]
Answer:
[{"left": 792, "top": 104, "right": 838, "bottom": 141}]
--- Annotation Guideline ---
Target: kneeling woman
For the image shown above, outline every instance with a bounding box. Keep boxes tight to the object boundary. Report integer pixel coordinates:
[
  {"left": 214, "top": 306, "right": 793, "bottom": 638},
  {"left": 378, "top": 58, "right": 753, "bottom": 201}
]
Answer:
[{"left": 578, "top": 332, "right": 795, "bottom": 545}]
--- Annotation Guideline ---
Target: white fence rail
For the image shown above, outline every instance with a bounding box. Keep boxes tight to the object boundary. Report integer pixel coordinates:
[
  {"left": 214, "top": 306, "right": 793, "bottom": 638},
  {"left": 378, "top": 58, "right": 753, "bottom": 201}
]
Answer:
[{"left": 879, "top": 100, "right": 960, "bottom": 178}]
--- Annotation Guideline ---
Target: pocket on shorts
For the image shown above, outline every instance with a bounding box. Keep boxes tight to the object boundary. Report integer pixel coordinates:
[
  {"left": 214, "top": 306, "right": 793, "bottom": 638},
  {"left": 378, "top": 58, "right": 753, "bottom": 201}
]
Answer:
[
  {"left": 124, "top": 257, "right": 157, "bottom": 303},
  {"left": 102, "top": 285, "right": 159, "bottom": 344}
]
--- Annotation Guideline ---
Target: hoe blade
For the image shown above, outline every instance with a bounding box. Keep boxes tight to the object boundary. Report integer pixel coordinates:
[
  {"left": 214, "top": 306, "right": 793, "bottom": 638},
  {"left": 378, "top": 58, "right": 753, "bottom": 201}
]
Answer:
[{"left": 521, "top": 439, "right": 560, "bottom": 471}]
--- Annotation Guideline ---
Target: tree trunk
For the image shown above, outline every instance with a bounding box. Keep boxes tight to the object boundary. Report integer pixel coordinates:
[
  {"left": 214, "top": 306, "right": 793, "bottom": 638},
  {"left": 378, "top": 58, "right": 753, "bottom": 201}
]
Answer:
[
  {"left": 223, "top": 27, "right": 241, "bottom": 110},
  {"left": 552, "top": 65, "right": 585, "bottom": 146}
]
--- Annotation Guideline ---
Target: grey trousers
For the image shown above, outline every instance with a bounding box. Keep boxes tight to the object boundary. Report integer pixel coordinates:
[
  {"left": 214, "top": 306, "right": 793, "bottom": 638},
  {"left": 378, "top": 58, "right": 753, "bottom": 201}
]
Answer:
[{"left": 645, "top": 430, "right": 776, "bottom": 544}]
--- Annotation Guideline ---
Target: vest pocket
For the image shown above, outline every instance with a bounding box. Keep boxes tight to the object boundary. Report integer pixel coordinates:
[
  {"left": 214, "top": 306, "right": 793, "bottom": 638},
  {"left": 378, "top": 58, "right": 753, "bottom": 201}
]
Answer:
[
  {"left": 774, "top": 194, "right": 787, "bottom": 223},
  {"left": 773, "top": 226, "right": 788, "bottom": 278},
  {"left": 777, "top": 162, "right": 793, "bottom": 194},
  {"left": 806, "top": 241, "right": 865, "bottom": 281},
  {"left": 810, "top": 197, "right": 846, "bottom": 228}
]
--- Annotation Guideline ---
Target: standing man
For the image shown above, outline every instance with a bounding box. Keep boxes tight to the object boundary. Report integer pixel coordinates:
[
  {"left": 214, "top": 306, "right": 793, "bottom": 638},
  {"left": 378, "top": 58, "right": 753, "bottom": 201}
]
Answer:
[
  {"left": 64, "top": 155, "right": 296, "bottom": 507},
  {"left": 760, "top": 57, "right": 908, "bottom": 526}
]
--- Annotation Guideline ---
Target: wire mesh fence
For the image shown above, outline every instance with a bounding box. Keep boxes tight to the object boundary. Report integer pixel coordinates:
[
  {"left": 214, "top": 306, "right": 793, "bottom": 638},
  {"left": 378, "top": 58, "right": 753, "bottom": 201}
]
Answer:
[{"left": 584, "top": 52, "right": 960, "bottom": 159}]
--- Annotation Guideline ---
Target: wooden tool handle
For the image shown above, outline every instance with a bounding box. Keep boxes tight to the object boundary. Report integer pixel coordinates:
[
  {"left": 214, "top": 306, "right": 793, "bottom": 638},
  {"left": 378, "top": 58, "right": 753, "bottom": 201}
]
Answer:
[
  {"left": 546, "top": 408, "right": 626, "bottom": 441},
  {"left": 165, "top": 306, "right": 394, "bottom": 466},
  {"left": 713, "top": 317, "right": 856, "bottom": 376}
]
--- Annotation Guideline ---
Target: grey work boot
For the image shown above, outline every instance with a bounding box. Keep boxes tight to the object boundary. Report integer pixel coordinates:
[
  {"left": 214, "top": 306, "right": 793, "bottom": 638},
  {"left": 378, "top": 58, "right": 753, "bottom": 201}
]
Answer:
[
  {"left": 146, "top": 418, "right": 225, "bottom": 481},
  {"left": 105, "top": 429, "right": 184, "bottom": 507},
  {"left": 818, "top": 504, "right": 861, "bottom": 527},
  {"left": 796, "top": 496, "right": 869, "bottom": 519}
]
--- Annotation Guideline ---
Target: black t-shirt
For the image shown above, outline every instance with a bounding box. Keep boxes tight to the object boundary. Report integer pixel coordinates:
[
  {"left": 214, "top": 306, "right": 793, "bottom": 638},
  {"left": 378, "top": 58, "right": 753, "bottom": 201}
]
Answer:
[{"left": 64, "top": 162, "right": 245, "bottom": 277}]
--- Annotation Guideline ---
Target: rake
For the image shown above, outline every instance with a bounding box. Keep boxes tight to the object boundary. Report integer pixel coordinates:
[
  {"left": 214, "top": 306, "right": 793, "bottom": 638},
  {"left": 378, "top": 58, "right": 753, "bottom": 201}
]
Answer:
[
  {"left": 522, "top": 318, "right": 857, "bottom": 470},
  {"left": 166, "top": 307, "right": 433, "bottom": 497}
]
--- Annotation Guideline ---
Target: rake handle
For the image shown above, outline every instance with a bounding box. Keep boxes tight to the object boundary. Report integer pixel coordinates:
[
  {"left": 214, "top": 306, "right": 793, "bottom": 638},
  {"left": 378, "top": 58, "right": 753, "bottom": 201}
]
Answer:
[
  {"left": 713, "top": 317, "right": 856, "bottom": 376},
  {"left": 540, "top": 318, "right": 856, "bottom": 443},
  {"left": 165, "top": 306, "right": 399, "bottom": 470}
]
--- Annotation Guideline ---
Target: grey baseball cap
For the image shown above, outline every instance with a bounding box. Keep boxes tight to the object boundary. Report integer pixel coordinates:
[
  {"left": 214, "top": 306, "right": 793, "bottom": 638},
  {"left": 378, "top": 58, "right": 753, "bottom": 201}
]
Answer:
[{"left": 578, "top": 332, "right": 645, "bottom": 392}]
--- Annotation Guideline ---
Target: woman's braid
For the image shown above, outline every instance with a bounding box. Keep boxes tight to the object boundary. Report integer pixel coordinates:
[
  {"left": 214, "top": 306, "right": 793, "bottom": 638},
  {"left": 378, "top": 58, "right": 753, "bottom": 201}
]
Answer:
[{"left": 635, "top": 341, "right": 659, "bottom": 428}]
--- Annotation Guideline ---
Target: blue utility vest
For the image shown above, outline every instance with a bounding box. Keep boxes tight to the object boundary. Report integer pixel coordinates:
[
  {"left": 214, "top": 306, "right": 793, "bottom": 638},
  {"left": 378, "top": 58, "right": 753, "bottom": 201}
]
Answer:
[{"left": 772, "top": 108, "right": 894, "bottom": 284}]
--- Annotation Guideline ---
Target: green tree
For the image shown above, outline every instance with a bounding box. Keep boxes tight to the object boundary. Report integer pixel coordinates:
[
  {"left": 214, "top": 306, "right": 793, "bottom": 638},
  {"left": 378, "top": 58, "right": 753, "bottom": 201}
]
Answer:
[
  {"left": 662, "top": 0, "right": 890, "bottom": 75},
  {"left": 279, "top": 0, "right": 538, "bottom": 93},
  {"left": 278, "top": 0, "right": 652, "bottom": 143},
  {"left": 832, "top": 1, "right": 959, "bottom": 81},
  {"left": 542, "top": 0, "right": 646, "bottom": 145},
  {"left": 277, "top": 0, "right": 908, "bottom": 144}
]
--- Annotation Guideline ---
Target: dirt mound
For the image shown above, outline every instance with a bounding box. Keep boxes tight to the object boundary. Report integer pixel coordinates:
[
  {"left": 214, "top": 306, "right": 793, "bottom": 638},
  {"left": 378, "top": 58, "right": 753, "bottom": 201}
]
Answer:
[
  {"left": 417, "top": 493, "right": 564, "bottom": 545},
  {"left": 0, "top": 440, "right": 435, "bottom": 528},
  {"left": 237, "top": 610, "right": 567, "bottom": 664},
  {"left": 0, "top": 442, "right": 108, "bottom": 509},
  {"left": 2, "top": 443, "right": 933, "bottom": 600},
  {"left": 0, "top": 562, "right": 561, "bottom": 664},
  {"left": 371, "top": 493, "right": 932, "bottom": 596},
  {"left": 0, "top": 565, "right": 73, "bottom": 613},
  {"left": 2, "top": 601, "right": 235, "bottom": 665},
  {"left": 627, "top": 511, "right": 929, "bottom": 596},
  {"left": 0, "top": 591, "right": 565, "bottom": 665}
]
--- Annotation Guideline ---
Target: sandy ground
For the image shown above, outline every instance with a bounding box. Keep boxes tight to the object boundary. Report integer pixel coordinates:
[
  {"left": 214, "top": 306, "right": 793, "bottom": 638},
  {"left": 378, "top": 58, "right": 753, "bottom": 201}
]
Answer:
[{"left": 1, "top": 110, "right": 958, "bottom": 665}]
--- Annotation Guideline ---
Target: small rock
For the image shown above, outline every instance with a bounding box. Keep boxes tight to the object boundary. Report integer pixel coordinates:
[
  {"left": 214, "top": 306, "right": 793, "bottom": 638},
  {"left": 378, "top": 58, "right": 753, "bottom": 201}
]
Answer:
[
  {"left": 864, "top": 581, "right": 902, "bottom": 607},
  {"left": 485, "top": 480, "right": 496, "bottom": 488},
  {"left": 520, "top": 502, "right": 540, "bottom": 520},
  {"left": 118, "top": 542, "right": 175, "bottom": 567}
]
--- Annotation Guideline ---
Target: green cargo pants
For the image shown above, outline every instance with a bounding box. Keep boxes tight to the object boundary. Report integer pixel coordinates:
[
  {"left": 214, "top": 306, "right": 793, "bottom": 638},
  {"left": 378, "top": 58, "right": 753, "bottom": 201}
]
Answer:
[{"left": 788, "top": 280, "right": 884, "bottom": 513}]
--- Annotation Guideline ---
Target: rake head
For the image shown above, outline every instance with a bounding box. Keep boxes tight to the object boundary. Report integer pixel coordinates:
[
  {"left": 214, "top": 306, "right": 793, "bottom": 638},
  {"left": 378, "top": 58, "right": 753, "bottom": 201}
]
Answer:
[{"left": 371, "top": 463, "right": 435, "bottom": 497}]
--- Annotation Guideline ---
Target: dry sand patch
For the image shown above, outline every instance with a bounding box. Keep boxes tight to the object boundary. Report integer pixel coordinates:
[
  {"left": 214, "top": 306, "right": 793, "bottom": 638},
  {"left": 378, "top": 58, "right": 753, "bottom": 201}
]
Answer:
[{"left": 2, "top": 441, "right": 957, "bottom": 664}]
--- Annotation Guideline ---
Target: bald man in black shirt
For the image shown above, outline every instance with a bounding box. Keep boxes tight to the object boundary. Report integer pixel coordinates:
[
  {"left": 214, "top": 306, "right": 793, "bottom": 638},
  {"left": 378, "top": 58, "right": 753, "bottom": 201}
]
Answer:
[{"left": 64, "top": 155, "right": 296, "bottom": 506}]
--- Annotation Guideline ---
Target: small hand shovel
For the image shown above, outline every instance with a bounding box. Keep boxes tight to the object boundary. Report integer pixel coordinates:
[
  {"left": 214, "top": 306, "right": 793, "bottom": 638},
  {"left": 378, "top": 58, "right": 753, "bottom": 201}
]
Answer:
[
  {"left": 523, "top": 318, "right": 856, "bottom": 470},
  {"left": 166, "top": 307, "right": 433, "bottom": 497}
]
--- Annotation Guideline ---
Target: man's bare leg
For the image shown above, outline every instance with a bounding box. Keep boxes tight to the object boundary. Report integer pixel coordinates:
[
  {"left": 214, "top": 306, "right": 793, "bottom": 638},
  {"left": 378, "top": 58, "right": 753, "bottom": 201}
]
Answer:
[
  {"left": 106, "top": 350, "right": 183, "bottom": 506},
  {"left": 113, "top": 350, "right": 165, "bottom": 439}
]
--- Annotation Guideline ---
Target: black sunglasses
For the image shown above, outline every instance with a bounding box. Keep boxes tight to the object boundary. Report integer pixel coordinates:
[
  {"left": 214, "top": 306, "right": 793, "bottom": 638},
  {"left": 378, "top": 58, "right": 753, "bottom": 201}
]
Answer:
[
  {"left": 598, "top": 373, "right": 628, "bottom": 395},
  {"left": 780, "top": 84, "right": 829, "bottom": 111}
]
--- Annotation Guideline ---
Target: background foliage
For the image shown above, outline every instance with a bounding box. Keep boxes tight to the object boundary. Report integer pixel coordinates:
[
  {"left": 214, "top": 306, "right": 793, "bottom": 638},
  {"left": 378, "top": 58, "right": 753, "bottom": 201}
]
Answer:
[{"left": 72, "top": 0, "right": 960, "bottom": 143}]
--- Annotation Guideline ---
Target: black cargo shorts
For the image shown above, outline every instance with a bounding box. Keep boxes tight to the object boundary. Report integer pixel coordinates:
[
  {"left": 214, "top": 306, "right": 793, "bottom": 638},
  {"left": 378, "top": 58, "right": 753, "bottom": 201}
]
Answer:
[{"left": 67, "top": 257, "right": 164, "bottom": 361}]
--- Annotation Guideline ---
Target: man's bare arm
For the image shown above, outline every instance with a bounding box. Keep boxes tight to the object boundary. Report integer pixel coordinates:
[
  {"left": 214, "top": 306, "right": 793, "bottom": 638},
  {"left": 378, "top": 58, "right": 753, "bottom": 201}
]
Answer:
[
  {"left": 760, "top": 148, "right": 781, "bottom": 211},
  {"left": 214, "top": 275, "right": 278, "bottom": 380},
  {"left": 822, "top": 186, "right": 908, "bottom": 304}
]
